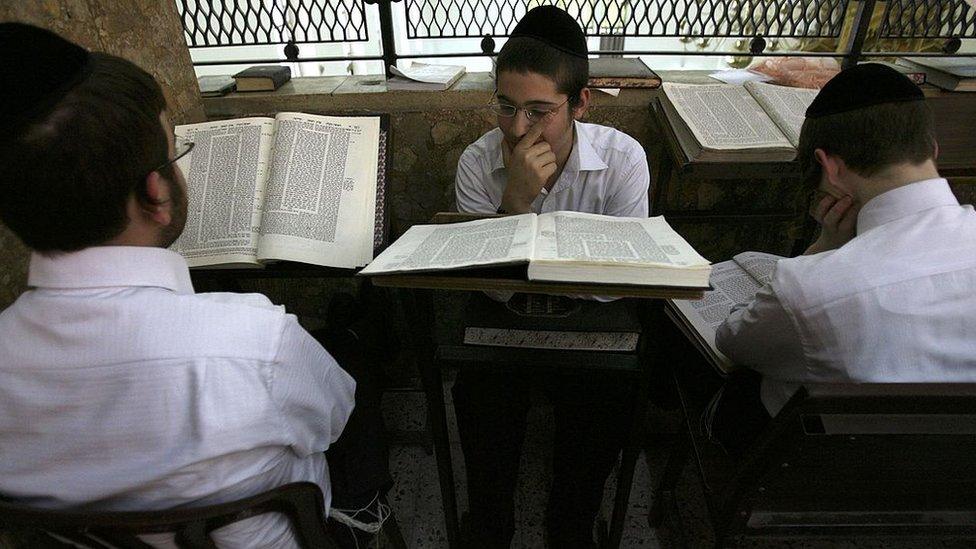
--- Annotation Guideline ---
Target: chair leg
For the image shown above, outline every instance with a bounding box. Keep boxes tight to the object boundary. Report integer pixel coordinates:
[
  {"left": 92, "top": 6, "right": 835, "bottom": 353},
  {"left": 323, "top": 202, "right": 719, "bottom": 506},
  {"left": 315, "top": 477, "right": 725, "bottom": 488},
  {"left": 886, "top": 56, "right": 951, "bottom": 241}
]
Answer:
[{"left": 648, "top": 432, "right": 690, "bottom": 528}]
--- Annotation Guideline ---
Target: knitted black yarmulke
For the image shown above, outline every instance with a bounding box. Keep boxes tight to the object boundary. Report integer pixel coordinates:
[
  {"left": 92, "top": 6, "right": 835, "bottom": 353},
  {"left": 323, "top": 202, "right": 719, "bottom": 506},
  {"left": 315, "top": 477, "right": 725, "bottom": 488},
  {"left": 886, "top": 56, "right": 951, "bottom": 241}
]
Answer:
[
  {"left": 0, "top": 23, "right": 92, "bottom": 136},
  {"left": 806, "top": 63, "right": 924, "bottom": 119},
  {"left": 510, "top": 6, "right": 587, "bottom": 59}
]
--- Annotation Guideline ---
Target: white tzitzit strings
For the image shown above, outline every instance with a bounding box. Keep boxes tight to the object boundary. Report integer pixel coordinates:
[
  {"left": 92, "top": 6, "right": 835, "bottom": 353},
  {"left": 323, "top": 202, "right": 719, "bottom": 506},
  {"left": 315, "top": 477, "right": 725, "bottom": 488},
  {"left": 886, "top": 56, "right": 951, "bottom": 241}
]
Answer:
[{"left": 330, "top": 492, "right": 393, "bottom": 549}]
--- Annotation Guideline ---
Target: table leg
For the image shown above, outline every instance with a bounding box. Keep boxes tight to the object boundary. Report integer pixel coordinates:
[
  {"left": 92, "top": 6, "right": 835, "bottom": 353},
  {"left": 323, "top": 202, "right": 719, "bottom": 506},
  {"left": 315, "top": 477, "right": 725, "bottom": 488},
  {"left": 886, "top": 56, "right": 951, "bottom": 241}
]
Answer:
[
  {"left": 607, "top": 363, "right": 651, "bottom": 548},
  {"left": 403, "top": 288, "right": 460, "bottom": 548}
]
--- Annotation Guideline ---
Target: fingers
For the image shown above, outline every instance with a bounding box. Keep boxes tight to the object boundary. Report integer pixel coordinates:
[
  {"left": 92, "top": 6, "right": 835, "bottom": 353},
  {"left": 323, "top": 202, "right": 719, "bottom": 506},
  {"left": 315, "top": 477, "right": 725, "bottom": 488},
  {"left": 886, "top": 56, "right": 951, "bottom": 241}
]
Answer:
[
  {"left": 821, "top": 195, "right": 854, "bottom": 228},
  {"left": 537, "top": 150, "right": 557, "bottom": 168},
  {"left": 837, "top": 199, "right": 860, "bottom": 234},
  {"left": 809, "top": 194, "right": 834, "bottom": 224},
  {"left": 516, "top": 111, "right": 554, "bottom": 150},
  {"left": 526, "top": 141, "right": 552, "bottom": 158}
]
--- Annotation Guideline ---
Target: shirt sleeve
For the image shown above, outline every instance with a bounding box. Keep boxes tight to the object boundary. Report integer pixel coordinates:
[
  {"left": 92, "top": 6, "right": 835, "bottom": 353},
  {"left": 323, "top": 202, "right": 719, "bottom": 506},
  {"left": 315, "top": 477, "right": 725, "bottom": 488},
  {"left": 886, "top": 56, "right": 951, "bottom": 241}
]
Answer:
[
  {"left": 268, "top": 315, "right": 356, "bottom": 457},
  {"left": 604, "top": 151, "right": 650, "bottom": 218},
  {"left": 455, "top": 147, "right": 496, "bottom": 214},
  {"left": 714, "top": 284, "right": 808, "bottom": 381}
]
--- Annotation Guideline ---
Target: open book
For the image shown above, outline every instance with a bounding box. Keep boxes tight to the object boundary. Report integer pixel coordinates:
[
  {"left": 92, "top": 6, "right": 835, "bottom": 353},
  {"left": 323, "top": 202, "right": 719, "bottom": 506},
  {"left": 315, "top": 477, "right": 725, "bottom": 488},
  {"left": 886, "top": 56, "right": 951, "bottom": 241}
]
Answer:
[
  {"left": 360, "top": 212, "right": 712, "bottom": 288},
  {"left": 667, "top": 251, "right": 782, "bottom": 373},
  {"left": 171, "top": 113, "right": 384, "bottom": 269},
  {"left": 659, "top": 81, "right": 819, "bottom": 162}
]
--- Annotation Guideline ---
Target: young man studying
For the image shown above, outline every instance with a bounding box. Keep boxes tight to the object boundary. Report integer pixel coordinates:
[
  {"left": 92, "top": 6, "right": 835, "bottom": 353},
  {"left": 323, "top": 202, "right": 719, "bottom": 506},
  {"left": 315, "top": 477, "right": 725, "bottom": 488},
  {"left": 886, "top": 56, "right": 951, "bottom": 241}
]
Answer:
[
  {"left": 0, "top": 23, "right": 390, "bottom": 547},
  {"left": 710, "top": 63, "right": 976, "bottom": 450},
  {"left": 453, "top": 6, "right": 651, "bottom": 547}
]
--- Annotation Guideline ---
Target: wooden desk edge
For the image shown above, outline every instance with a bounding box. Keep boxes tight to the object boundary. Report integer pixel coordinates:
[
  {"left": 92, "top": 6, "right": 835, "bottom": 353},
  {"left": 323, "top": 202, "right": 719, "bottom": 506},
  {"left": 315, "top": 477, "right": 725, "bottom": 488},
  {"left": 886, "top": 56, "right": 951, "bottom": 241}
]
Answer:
[{"left": 368, "top": 274, "right": 706, "bottom": 300}]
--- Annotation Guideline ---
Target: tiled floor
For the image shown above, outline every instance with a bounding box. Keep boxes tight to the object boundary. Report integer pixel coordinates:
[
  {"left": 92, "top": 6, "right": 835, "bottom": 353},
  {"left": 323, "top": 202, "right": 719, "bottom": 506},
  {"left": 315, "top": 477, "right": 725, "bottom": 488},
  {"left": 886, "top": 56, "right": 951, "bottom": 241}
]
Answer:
[
  {"left": 379, "top": 375, "right": 976, "bottom": 549},
  {"left": 382, "top": 373, "right": 665, "bottom": 549}
]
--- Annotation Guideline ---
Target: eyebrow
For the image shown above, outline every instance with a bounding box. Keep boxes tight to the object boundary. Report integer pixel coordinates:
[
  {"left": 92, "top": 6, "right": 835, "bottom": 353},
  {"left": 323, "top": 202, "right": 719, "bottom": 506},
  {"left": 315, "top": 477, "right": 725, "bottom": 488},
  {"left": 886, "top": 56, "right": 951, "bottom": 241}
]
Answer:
[{"left": 495, "top": 94, "right": 560, "bottom": 107}]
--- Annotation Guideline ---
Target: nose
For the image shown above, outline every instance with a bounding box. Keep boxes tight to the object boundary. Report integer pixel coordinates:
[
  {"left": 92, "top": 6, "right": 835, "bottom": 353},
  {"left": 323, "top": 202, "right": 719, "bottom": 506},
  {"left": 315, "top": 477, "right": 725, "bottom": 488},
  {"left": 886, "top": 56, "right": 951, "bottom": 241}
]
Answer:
[{"left": 511, "top": 110, "right": 532, "bottom": 139}]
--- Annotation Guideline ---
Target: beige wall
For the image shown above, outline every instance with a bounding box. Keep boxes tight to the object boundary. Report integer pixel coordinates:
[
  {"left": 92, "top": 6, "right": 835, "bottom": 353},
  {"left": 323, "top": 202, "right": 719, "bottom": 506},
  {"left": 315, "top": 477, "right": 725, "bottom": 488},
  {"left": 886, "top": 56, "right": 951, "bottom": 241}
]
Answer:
[{"left": 0, "top": 0, "right": 203, "bottom": 308}]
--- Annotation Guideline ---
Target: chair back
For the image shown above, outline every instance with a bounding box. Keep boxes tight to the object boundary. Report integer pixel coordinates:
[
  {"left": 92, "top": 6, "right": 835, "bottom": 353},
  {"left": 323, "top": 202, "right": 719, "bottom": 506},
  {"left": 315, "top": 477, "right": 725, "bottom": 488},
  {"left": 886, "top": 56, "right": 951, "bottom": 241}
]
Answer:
[
  {"left": 719, "top": 383, "right": 976, "bottom": 540},
  {"left": 0, "top": 481, "right": 336, "bottom": 549}
]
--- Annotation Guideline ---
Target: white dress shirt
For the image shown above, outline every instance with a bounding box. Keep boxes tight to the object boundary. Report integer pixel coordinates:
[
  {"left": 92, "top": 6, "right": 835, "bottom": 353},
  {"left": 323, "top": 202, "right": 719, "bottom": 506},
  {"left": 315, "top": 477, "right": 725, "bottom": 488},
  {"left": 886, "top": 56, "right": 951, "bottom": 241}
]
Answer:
[
  {"left": 455, "top": 120, "right": 650, "bottom": 217},
  {"left": 716, "top": 178, "right": 976, "bottom": 415},
  {"left": 0, "top": 246, "right": 355, "bottom": 548}
]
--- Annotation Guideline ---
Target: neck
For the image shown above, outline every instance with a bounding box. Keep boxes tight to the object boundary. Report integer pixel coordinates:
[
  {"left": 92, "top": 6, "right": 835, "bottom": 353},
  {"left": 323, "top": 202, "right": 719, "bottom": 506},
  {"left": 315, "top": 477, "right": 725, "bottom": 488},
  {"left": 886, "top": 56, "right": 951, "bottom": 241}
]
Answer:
[{"left": 851, "top": 159, "right": 940, "bottom": 204}]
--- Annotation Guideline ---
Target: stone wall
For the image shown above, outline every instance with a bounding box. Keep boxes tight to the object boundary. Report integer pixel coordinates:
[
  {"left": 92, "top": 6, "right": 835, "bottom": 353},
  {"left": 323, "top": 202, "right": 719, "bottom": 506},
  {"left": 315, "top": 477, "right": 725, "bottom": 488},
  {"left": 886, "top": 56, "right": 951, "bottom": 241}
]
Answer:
[
  {"left": 1, "top": 62, "right": 973, "bottom": 312},
  {"left": 0, "top": 0, "right": 203, "bottom": 309}
]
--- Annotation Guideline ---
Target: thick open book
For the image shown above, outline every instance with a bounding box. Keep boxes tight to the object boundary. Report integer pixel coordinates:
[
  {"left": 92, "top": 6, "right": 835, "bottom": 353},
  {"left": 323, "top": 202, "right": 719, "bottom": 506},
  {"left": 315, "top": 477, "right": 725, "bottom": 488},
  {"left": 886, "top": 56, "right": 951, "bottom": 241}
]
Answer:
[
  {"left": 171, "top": 113, "right": 384, "bottom": 269},
  {"left": 667, "top": 251, "right": 782, "bottom": 373},
  {"left": 360, "top": 212, "right": 712, "bottom": 288},
  {"left": 659, "top": 81, "right": 819, "bottom": 162}
]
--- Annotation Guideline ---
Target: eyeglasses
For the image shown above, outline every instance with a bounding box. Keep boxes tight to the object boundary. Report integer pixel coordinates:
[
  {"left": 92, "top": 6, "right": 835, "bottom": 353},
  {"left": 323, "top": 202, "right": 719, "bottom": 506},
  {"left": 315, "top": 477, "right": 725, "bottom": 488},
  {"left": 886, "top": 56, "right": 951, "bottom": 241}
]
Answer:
[
  {"left": 150, "top": 141, "right": 194, "bottom": 176},
  {"left": 488, "top": 97, "right": 570, "bottom": 122}
]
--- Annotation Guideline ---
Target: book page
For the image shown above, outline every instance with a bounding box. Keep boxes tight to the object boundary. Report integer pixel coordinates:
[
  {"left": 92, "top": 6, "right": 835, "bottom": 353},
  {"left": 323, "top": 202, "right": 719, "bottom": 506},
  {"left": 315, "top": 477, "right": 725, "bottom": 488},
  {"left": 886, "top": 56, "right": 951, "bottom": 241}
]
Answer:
[
  {"left": 732, "top": 250, "right": 782, "bottom": 285},
  {"left": 170, "top": 118, "right": 276, "bottom": 267},
  {"left": 670, "top": 259, "right": 762, "bottom": 372},
  {"left": 531, "top": 211, "right": 710, "bottom": 268},
  {"left": 360, "top": 214, "right": 537, "bottom": 275},
  {"left": 257, "top": 113, "right": 380, "bottom": 268},
  {"left": 744, "top": 81, "right": 819, "bottom": 148},
  {"left": 670, "top": 251, "right": 784, "bottom": 372},
  {"left": 661, "top": 82, "right": 791, "bottom": 150}
]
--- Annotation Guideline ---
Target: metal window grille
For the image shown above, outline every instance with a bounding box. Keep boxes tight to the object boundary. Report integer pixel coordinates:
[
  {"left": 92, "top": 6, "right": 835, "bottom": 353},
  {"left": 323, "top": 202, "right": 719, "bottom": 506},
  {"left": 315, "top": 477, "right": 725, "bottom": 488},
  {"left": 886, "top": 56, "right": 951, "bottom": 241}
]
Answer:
[
  {"left": 174, "top": 0, "right": 976, "bottom": 68},
  {"left": 877, "top": 0, "right": 976, "bottom": 39},
  {"left": 403, "top": 0, "right": 849, "bottom": 40},
  {"left": 178, "top": 0, "right": 369, "bottom": 46}
]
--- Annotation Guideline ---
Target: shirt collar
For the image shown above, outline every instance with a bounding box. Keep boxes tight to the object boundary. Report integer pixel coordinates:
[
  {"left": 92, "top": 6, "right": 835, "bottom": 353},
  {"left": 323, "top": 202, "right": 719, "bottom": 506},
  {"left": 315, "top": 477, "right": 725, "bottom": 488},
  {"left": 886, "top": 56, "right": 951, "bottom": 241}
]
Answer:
[
  {"left": 489, "top": 121, "right": 609, "bottom": 175},
  {"left": 28, "top": 246, "right": 195, "bottom": 294},
  {"left": 856, "top": 178, "right": 957, "bottom": 234}
]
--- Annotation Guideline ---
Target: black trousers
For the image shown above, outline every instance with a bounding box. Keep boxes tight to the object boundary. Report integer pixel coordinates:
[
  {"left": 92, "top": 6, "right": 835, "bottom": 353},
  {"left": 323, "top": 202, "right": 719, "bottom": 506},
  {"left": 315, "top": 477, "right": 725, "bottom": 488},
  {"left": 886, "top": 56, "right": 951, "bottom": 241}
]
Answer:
[
  {"left": 314, "top": 327, "right": 394, "bottom": 509},
  {"left": 452, "top": 367, "right": 634, "bottom": 548}
]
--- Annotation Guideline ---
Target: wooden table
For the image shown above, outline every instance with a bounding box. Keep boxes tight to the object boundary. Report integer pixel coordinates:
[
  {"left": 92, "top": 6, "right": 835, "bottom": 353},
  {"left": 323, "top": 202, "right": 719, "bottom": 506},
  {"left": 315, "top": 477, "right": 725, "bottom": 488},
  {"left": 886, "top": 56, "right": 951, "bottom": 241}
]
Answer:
[{"left": 369, "top": 226, "right": 705, "bottom": 548}]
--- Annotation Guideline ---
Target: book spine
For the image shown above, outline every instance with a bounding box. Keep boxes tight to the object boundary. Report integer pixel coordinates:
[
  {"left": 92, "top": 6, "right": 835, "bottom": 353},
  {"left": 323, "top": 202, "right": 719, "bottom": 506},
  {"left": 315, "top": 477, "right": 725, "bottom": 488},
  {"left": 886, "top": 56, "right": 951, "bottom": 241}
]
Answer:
[
  {"left": 902, "top": 71, "right": 926, "bottom": 86},
  {"left": 271, "top": 70, "right": 291, "bottom": 90}
]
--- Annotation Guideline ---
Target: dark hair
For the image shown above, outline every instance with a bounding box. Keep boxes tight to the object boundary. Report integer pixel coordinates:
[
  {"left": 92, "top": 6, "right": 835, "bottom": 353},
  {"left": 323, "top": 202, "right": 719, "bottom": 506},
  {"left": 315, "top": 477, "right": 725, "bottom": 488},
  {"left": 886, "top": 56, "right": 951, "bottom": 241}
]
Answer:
[
  {"left": 797, "top": 101, "right": 936, "bottom": 188},
  {"left": 0, "top": 53, "right": 169, "bottom": 252},
  {"left": 495, "top": 36, "right": 589, "bottom": 105}
]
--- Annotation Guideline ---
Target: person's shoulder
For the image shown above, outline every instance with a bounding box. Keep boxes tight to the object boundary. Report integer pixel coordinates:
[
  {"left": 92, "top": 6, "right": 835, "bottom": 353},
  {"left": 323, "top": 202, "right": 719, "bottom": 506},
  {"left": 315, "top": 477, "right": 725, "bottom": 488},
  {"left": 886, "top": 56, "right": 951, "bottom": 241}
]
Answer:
[
  {"left": 162, "top": 291, "right": 293, "bottom": 360},
  {"left": 578, "top": 121, "right": 642, "bottom": 154}
]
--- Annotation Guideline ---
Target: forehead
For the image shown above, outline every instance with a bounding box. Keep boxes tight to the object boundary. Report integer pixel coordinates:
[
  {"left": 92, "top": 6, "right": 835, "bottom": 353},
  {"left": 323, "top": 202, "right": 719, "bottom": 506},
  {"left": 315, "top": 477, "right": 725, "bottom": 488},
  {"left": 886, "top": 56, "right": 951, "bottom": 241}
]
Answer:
[{"left": 496, "top": 70, "right": 562, "bottom": 104}]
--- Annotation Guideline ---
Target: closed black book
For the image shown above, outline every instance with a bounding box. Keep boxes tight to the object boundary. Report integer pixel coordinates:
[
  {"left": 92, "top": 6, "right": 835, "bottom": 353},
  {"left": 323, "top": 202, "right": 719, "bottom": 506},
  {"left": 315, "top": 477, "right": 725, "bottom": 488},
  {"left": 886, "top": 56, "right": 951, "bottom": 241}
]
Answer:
[{"left": 233, "top": 65, "right": 291, "bottom": 92}]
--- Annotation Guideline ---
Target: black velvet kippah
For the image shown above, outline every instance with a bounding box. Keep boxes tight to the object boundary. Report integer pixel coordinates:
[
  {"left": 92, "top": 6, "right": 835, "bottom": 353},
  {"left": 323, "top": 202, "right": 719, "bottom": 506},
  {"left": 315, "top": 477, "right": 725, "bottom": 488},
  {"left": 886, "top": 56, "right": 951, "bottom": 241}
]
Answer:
[
  {"left": 510, "top": 6, "right": 587, "bottom": 59},
  {"left": 806, "top": 63, "right": 924, "bottom": 119},
  {"left": 0, "top": 23, "right": 92, "bottom": 136}
]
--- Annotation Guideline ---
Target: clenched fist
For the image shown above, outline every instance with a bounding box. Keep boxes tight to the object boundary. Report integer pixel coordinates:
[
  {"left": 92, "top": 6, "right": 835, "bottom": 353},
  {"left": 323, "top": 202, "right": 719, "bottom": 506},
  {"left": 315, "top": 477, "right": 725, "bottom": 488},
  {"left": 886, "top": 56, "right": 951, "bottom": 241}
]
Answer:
[{"left": 499, "top": 112, "right": 558, "bottom": 213}]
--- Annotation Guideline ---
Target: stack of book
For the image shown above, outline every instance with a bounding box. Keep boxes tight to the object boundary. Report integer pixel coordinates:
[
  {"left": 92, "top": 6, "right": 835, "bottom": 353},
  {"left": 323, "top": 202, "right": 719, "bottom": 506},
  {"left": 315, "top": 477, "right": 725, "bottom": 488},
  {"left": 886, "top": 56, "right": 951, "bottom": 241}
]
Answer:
[
  {"left": 387, "top": 62, "right": 466, "bottom": 91},
  {"left": 897, "top": 57, "right": 976, "bottom": 92}
]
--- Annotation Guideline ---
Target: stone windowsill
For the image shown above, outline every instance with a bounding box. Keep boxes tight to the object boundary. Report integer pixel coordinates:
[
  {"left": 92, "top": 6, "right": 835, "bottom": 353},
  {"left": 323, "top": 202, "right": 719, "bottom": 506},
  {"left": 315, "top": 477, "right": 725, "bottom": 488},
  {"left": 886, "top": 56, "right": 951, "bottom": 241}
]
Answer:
[{"left": 201, "top": 71, "right": 708, "bottom": 116}]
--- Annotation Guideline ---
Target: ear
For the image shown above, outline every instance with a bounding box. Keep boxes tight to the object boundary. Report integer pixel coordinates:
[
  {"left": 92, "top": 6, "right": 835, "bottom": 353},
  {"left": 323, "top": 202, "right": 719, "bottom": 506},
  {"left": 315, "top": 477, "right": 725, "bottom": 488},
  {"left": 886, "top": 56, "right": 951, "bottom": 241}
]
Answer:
[
  {"left": 933, "top": 139, "right": 940, "bottom": 161},
  {"left": 141, "top": 171, "right": 174, "bottom": 227},
  {"left": 815, "top": 148, "right": 855, "bottom": 197},
  {"left": 815, "top": 148, "right": 841, "bottom": 184},
  {"left": 573, "top": 88, "right": 591, "bottom": 119}
]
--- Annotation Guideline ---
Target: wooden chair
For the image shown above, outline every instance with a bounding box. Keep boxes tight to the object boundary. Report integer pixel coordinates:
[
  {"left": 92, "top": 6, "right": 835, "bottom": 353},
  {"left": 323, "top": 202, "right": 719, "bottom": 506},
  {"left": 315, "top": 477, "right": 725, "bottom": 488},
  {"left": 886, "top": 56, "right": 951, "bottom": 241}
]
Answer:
[
  {"left": 651, "top": 381, "right": 976, "bottom": 547},
  {"left": 0, "top": 481, "right": 338, "bottom": 549}
]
